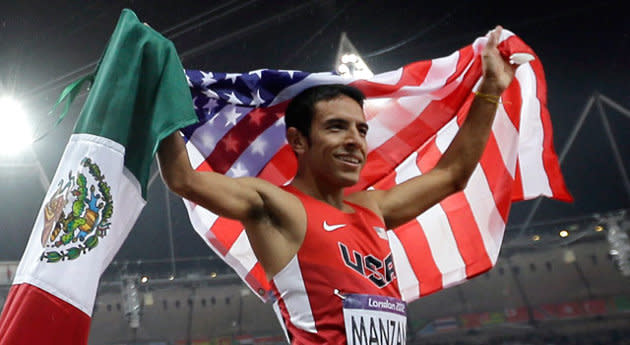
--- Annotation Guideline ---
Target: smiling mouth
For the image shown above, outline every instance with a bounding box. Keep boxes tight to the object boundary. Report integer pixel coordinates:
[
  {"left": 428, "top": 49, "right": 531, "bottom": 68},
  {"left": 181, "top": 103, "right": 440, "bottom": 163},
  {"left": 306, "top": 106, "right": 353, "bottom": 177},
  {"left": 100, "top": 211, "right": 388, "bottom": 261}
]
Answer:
[{"left": 335, "top": 154, "right": 362, "bottom": 165}]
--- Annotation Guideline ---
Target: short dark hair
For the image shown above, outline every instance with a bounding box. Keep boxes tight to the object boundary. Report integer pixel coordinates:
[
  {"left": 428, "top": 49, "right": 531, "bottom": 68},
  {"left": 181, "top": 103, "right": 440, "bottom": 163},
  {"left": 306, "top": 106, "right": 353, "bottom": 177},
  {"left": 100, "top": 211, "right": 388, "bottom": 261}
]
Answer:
[{"left": 285, "top": 84, "right": 365, "bottom": 139}]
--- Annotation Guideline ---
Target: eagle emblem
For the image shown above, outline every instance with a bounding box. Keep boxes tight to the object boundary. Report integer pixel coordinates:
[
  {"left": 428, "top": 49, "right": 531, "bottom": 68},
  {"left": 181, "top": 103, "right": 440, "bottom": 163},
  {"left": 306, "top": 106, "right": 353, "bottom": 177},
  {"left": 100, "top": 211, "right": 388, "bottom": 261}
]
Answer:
[{"left": 40, "top": 157, "right": 113, "bottom": 263}]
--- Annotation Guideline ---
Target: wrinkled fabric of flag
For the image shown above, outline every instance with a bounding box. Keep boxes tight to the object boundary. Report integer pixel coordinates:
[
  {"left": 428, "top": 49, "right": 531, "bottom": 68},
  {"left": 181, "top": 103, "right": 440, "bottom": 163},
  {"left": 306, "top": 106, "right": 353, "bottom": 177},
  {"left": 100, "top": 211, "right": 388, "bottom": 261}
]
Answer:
[
  {"left": 0, "top": 9, "right": 197, "bottom": 345},
  {"left": 180, "top": 28, "right": 572, "bottom": 302}
]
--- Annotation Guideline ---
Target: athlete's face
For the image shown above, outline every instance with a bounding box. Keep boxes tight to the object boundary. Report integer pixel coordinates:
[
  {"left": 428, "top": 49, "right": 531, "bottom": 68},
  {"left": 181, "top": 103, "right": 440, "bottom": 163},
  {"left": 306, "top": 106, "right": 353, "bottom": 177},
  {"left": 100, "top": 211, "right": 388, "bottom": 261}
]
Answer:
[{"left": 304, "top": 95, "right": 368, "bottom": 187}]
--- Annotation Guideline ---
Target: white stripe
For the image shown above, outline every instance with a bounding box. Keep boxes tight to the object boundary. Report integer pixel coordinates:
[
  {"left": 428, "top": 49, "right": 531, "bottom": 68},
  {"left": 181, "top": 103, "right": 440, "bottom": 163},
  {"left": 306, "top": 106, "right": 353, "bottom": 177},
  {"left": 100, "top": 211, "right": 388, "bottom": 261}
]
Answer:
[
  {"left": 365, "top": 117, "right": 396, "bottom": 152},
  {"left": 396, "top": 94, "right": 433, "bottom": 116},
  {"left": 463, "top": 166, "right": 505, "bottom": 265},
  {"left": 269, "top": 72, "right": 351, "bottom": 106},
  {"left": 227, "top": 116, "right": 287, "bottom": 177},
  {"left": 185, "top": 138, "right": 206, "bottom": 169},
  {"left": 435, "top": 117, "right": 459, "bottom": 152},
  {"left": 421, "top": 125, "right": 469, "bottom": 288},
  {"left": 184, "top": 201, "right": 219, "bottom": 240},
  {"left": 224, "top": 231, "right": 258, "bottom": 278},
  {"left": 188, "top": 121, "right": 218, "bottom": 160},
  {"left": 366, "top": 95, "right": 433, "bottom": 152},
  {"left": 365, "top": 52, "right": 465, "bottom": 153},
  {"left": 492, "top": 105, "right": 520, "bottom": 178},
  {"left": 371, "top": 51, "right": 463, "bottom": 100},
  {"left": 387, "top": 230, "right": 419, "bottom": 302},
  {"left": 370, "top": 67, "right": 403, "bottom": 85},
  {"left": 435, "top": 121, "right": 505, "bottom": 267},
  {"left": 394, "top": 149, "right": 467, "bottom": 288},
  {"left": 471, "top": 29, "right": 515, "bottom": 56},
  {"left": 182, "top": 201, "right": 236, "bottom": 269},
  {"left": 423, "top": 51, "right": 460, "bottom": 91},
  {"left": 269, "top": 52, "right": 458, "bottom": 108},
  {"left": 185, "top": 201, "right": 263, "bottom": 299},
  {"left": 390, "top": 152, "right": 423, "bottom": 301},
  {"left": 417, "top": 203, "right": 466, "bottom": 288},
  {"left": 394, "top": 152, "right": 421, "bottom": 183},
  {"left": 272, "top": 256, "right": 317, "bottom": 333},
  {"left": 13, "top": 133, "right": 145, "bottom": 315},
  {"left": 516, "top": 65, "right": 552, "bottom": 198}
]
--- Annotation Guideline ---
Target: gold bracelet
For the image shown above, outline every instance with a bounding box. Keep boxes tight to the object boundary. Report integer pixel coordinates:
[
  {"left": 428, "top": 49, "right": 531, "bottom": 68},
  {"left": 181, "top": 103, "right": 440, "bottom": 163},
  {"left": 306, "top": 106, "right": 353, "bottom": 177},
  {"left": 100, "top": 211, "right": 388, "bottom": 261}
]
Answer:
[{"left": 474, "top": 91, "right": 502, "bottom": 105}]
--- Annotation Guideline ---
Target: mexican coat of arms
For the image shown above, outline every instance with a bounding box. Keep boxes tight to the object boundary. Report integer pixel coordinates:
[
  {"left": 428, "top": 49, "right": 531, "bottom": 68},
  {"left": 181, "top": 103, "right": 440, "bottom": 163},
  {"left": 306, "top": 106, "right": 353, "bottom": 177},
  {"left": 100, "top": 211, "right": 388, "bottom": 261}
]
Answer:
[{"left": 39, "top": 157, "right": 114, "bottom": 262}]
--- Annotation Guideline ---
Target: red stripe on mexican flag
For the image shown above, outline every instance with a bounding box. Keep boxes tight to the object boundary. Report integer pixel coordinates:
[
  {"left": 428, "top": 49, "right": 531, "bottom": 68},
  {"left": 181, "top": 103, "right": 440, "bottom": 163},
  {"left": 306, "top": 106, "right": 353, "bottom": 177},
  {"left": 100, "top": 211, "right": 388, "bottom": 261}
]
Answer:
[{"left": 0, "top": 9, "right": 196, "bottom": 345}]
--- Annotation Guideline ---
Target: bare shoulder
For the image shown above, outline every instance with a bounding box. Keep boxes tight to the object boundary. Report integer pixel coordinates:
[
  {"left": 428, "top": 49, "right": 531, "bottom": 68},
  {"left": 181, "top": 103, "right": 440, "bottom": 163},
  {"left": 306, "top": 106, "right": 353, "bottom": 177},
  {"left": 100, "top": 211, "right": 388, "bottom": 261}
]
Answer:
[
  {"left": 238, "top": 178, "right": 307, "bottom": 278},
  {"left": 344, "top": 189, "right": 386, "bottom": 220},
  {"left": 239, "top": 177, "right": 305, "bottom": 235}
]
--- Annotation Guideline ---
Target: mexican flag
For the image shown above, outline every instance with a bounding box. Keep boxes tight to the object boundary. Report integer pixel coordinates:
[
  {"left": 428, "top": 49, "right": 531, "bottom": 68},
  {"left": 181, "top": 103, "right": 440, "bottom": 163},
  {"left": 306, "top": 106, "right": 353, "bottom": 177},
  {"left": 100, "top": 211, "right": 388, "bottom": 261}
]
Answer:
[{"left": 0, "top": 9, "right": 196, "bottom": 345}]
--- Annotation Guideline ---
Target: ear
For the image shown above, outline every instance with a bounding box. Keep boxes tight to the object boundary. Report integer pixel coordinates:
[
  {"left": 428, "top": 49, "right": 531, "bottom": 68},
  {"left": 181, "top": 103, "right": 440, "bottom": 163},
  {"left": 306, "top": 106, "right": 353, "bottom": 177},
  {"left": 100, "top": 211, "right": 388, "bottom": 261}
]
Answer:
[{"left": 286, "top": 127, "right": 308, "bottom": 154}]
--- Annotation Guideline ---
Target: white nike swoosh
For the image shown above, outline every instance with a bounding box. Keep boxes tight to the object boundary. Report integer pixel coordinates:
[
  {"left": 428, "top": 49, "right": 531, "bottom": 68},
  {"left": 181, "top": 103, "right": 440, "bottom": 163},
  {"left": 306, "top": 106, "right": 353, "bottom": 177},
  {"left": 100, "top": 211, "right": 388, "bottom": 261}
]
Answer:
[{"left": 323, "top": 221, "right": 346, "bottom": 232}]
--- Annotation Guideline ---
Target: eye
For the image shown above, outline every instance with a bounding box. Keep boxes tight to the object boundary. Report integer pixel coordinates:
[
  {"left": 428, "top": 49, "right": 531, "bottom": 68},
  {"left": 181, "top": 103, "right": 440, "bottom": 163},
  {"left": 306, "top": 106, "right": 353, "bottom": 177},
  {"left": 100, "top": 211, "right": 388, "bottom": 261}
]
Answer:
[
  {"left": 331, "top": 124, "right": 343, "bottom": 130},
  {"left": 358, "top": 126, "right": 368, "bottom": 137},
  {"left": 327, "top": 121, "right": 346, "bottom": 131}
]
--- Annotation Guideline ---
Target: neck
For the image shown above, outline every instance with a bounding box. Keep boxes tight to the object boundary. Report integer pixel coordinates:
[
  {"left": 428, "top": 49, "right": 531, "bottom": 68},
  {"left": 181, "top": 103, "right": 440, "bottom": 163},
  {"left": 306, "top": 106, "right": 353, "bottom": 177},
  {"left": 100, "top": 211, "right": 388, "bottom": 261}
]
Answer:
[{"left": 290, "top": 172, "right": 347, "bottom": 211}]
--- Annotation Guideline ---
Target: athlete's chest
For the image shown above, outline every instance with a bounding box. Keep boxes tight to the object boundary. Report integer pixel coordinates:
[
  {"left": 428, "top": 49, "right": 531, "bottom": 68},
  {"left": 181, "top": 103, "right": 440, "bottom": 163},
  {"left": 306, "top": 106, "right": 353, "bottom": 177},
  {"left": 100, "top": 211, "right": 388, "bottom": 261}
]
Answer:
[{"left": 300, "top": 202, "right": 396, "bottom": 289}]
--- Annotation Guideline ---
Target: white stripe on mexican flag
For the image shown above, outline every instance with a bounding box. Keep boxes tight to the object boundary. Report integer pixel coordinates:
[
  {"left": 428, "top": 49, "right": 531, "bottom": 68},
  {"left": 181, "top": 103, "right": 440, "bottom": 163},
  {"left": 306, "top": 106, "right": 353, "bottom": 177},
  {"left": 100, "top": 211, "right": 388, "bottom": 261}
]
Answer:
[
  {"left": 0, "top": 8, "right": 197, "bottom": 345},
  {"left": 13, "top": 133, "right": 145, "bottom": 315}
]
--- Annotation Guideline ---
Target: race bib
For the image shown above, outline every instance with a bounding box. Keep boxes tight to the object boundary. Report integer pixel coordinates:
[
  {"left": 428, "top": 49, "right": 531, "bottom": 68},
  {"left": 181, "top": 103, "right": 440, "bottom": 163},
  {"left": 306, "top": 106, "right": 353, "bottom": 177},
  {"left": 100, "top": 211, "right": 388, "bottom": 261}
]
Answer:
[{"left": 342, "top": 294, "right": 407, "bottom": 345}]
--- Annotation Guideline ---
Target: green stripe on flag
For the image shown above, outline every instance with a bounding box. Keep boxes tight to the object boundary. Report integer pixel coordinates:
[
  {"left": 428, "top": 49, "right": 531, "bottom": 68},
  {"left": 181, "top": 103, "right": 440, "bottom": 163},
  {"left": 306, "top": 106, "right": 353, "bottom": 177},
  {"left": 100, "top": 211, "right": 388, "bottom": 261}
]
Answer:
[{"left": 74, "top": 9, "right": 197, "bottom": 197}]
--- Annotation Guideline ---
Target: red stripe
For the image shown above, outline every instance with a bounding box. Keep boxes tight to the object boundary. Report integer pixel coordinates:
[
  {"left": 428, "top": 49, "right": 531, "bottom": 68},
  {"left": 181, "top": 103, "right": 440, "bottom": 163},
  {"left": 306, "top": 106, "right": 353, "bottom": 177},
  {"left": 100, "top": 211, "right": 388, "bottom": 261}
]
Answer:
[
  {"left": 500, "top": 35, "right": 571, "bottom": 201},
  {"left": 206, "top": 217, "right": 243, "bottom": 256},
  {"left": 479, "top": 133, "right": 514, "bottom": 222},
  {"left": 501, "top": 74, "right": 523, "bottom": 129},
  {"left": 497, "top": 77, "right": 525, "bottom": 203},
  {"left": 371, "top": 167, "right": 397, "bottom": 190},
  {"left": 194, "top": 155, "right": 214, "bottom": 172},
  {"left": 369, "top": 158, "right": 449, "bottom": 297},
  {"left": 512, "top": 160, "right": 525, "bottom": 201},
  {"left": 458, "top": 86, "right": 516, "bottom": 223},
  {"left": 415, "top": 138, "right": 492, "bottom": 279},
  {"left": 445, "top": 45, "right": 475, "bottom": 85},
  {"left": 444, "top": 191, "right": 494, "bottom": 278},
  {"left": 0, "top": 284, "right": 90, "bottom": 345},
  {"left": 350, "top": 59, "right": 432, "bottom": 97},
  {"left": 257, "top": 145, "right": 296, "bottom": 185},
  {"left": 531, "top": 58, "right": 573, "bottom": 202},
  {"left": 354, "top": 76, "right": 482, "bottom": 191},
  {"left": 244, "top": 263, "right": 271, "bottom": 297},
  {"left": 370, "top": 148, "right": 443, "bottom": 297},
  {"left": 208, "top": 103, "right": 287, "bottom": 174},
  {"left": 394, "top": 222, "right": 443, "bottom": 296},
  {"left": 454, "top": 82, "right": 518, "bottom": 221},
  {"left": 498, "top": 36, "right": 536, "bottom": 76}
]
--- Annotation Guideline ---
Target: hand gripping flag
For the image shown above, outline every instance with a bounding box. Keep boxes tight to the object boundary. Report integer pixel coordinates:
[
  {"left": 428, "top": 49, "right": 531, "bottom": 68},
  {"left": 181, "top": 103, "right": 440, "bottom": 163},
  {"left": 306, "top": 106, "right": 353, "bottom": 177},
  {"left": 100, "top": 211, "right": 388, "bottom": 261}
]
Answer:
[
  {"left": 181, "top": 28, "right": 571, "bottom": 302},
  {"left": 0, "top": 9, "right": 196, "bottom": 345}
]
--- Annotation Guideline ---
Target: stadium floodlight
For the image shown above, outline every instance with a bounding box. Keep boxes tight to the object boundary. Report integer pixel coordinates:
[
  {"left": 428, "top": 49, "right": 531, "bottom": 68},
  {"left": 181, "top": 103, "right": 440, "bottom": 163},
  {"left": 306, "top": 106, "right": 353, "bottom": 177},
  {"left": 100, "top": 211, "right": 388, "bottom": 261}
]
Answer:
[
  {"left": 335, "top": 33, "right": 374, "bottom": 79},
  {"left": 0, "top": 96, "right": 32, "bottom": 156}
]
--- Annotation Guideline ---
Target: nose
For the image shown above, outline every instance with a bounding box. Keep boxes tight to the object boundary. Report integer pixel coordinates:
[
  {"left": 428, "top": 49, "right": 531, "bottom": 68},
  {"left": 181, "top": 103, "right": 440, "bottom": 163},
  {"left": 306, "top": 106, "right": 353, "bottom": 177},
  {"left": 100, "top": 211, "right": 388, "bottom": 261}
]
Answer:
[{"left": 343, "top": 127, "right": 364, "bottom": 148}]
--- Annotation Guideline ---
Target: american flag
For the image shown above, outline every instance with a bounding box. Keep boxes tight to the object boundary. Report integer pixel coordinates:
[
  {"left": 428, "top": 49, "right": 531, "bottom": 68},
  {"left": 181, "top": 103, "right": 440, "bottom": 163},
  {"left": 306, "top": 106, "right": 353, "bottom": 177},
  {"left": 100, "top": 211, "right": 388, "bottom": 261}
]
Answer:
[{"left": 180, "top": 29, "right": 571, "bottom": 302}]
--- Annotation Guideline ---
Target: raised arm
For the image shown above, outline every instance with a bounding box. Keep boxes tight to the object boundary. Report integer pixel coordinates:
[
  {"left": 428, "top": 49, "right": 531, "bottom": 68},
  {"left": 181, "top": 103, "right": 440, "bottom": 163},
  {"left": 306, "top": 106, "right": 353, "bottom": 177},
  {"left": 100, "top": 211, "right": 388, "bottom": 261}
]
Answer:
[
  {"left": 157, "top": 132, "right": 267, "bottom": 220},
  {"left": 157, "top": 131, "right": 306, "bottom": 277},
  {"left": 371, "top": 26, "right": 516, "bottom": 229}
]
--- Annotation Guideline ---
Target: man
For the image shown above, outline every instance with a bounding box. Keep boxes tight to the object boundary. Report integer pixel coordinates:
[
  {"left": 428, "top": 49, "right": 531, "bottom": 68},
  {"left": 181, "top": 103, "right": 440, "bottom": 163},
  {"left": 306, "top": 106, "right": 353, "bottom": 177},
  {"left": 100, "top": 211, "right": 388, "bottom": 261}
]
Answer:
[{"left": 158, "top": 26, "right": 515, "bottom": 344}]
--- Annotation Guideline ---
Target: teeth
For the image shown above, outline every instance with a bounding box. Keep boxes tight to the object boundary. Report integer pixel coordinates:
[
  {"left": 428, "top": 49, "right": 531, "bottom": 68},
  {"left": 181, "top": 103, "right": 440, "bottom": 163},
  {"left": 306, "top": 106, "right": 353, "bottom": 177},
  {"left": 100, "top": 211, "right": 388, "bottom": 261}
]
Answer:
[{"left": 339, "top": 156, "right": 359, "bottom": 164}]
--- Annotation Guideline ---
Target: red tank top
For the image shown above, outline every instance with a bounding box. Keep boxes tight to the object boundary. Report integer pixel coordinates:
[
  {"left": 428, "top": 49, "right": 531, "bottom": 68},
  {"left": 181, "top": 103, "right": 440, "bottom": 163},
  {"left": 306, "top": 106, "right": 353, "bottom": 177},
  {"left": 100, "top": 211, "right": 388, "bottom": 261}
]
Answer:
[{"left": 270, "top": 186, "right": 401, "bottom": 344}]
